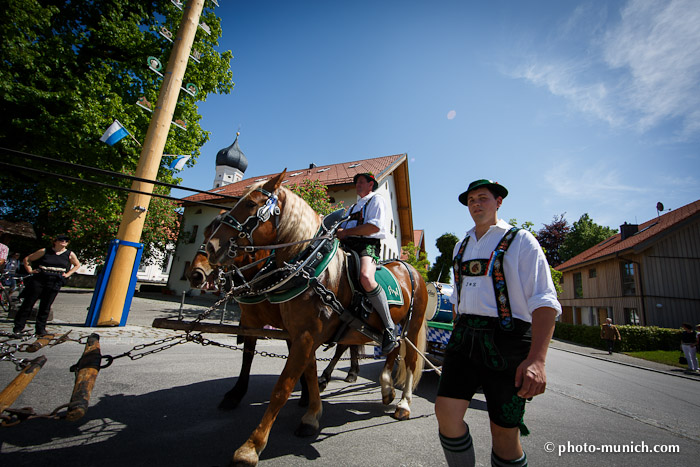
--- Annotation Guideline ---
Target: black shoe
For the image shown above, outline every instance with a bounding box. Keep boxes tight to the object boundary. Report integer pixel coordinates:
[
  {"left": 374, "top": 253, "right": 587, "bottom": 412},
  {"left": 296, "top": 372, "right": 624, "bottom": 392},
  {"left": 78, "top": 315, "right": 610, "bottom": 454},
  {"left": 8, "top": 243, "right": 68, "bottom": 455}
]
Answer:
[
  {"left": 35, "top": 329, "right": 48, "bottom": 336},
  {"left": 381, "top": 329, "right": 398, "bottom": 355}
]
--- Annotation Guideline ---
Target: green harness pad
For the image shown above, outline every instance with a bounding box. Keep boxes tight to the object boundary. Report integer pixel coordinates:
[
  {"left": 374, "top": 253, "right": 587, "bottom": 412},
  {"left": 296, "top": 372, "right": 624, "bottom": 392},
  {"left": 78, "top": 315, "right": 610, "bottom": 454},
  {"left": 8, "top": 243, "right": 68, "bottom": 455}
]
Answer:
[
  {"left": 235, "top": 239, "right": 340, "bottom": 305},
  {"left": 346, "top": 263, "right": 404, "bottom": 306}
]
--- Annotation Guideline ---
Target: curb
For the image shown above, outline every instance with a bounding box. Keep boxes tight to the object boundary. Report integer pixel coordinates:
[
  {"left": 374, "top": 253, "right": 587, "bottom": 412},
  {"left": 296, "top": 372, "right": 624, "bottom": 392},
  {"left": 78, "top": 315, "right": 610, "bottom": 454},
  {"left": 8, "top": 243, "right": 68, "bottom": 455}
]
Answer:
[{"left": 550, "top": 344, "right": 700, "bottom": 382}]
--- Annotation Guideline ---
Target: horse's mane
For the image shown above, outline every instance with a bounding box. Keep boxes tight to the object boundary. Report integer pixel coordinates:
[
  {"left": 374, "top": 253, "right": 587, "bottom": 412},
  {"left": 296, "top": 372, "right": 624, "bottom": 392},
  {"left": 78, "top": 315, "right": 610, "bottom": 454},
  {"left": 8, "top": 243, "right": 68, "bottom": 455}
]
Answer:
[{"left": 275, "top": 185, "right": 321, "bottom": 254}]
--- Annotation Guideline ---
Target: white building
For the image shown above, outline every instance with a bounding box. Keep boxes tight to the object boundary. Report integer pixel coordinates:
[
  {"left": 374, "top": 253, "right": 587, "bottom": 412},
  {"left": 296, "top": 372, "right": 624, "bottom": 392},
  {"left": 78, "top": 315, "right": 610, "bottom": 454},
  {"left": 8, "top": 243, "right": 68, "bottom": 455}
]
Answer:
[{"left": 168, "top": 140, "right": 417, "bottom": 295}]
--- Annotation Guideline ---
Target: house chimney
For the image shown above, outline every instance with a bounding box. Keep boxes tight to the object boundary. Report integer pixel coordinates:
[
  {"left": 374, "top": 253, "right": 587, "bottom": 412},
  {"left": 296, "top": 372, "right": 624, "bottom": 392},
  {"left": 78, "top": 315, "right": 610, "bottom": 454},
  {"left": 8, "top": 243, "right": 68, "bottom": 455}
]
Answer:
[
  {"left": 620, "top": 222, "right": 638, "bottom": 241},
  {"left": 309, "top": 163, "right": 317, "bottom": 169}
]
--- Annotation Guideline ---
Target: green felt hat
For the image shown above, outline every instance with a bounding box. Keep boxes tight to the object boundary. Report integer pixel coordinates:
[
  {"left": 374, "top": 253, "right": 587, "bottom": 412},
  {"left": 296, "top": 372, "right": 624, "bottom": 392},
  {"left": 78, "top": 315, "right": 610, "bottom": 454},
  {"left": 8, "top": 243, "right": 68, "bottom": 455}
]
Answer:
[{"left": 458, "top": 179, "right": 508, "bottom": 206}]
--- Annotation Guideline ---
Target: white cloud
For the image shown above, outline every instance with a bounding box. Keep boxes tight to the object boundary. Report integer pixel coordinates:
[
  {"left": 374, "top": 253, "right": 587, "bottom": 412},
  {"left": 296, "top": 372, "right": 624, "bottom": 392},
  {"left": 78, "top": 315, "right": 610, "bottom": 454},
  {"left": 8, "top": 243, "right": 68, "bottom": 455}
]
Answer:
[
  {"left": 513, "top": 0, "right": 700, "bottom": 139},
  {"left": 545, "top": 160, "right": 646, "bottom": 200},
  {"left": 447, "top": 110, "right": 456, "bottom": 120}
]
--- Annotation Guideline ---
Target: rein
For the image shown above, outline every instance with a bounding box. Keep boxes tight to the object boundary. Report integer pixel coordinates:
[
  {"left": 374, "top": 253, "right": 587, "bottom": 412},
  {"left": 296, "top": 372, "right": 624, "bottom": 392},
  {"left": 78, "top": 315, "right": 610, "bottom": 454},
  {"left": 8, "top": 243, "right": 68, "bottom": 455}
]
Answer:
[{"left": 228, "top": 233, "right": 335, "bottom": 253}]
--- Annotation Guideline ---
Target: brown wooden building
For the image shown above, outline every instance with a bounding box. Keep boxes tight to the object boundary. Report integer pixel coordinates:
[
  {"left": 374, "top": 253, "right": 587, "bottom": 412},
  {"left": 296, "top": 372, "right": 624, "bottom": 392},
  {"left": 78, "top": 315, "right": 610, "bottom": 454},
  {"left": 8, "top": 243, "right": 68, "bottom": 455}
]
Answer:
[{"left": 556, "top": 200, "right": 700, "bottom": 328}]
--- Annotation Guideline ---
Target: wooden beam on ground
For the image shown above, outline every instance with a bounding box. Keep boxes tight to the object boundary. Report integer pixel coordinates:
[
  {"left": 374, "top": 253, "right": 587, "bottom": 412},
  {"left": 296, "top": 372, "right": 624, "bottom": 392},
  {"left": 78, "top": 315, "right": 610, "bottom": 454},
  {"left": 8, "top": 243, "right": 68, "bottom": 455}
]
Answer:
[
  {"left": 151, "top": 318, "right": 290, "bottom": 340},
  {"left": 66, "top": 333, "right": 102, "bottom": 421},
  {"left": 0, "top": 356, "right": 47, "bottom": 413}
]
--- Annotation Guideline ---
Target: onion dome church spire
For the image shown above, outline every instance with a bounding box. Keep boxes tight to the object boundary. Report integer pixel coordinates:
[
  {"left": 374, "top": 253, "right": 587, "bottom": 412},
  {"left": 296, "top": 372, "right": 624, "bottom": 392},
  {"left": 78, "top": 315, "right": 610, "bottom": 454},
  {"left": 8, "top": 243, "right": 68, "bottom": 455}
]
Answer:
[{"left": 213, "top": 132, "right": 248, "bottom": 188}]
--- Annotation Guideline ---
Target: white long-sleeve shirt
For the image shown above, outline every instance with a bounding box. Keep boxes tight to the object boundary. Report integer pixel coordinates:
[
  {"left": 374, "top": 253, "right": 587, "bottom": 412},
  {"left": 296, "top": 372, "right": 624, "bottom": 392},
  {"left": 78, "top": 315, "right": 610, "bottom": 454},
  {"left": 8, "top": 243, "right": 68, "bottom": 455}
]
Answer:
[
  {"left": 449, "top": 219, "right": 562, "bottom": 323},
  {"left": 341, "top": 191, "right": 388, "bottom": 239}
]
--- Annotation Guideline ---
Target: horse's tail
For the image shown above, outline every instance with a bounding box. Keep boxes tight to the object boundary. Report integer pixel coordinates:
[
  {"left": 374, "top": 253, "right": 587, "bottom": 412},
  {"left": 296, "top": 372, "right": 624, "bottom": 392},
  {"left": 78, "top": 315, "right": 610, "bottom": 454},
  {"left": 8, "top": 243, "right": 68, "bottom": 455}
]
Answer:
[{"left": 394, "top": 312, "right": 427, "bottom": 391}]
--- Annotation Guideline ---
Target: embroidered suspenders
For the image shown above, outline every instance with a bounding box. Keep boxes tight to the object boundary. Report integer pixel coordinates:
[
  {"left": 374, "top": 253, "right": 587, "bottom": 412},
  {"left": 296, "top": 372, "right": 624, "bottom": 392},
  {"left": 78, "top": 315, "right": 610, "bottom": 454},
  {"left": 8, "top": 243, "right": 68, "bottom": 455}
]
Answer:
[{"left": 453, "top": 227, "right": 520, "bottom": 331}]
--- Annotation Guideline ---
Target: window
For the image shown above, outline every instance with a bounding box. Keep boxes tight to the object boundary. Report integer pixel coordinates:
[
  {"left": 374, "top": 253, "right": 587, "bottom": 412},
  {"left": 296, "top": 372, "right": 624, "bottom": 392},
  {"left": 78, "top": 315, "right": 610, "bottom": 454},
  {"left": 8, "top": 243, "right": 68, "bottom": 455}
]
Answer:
[
  {"left": 624, "top": 308, "right": 641, "bottom": 325},
  {"left": 573, "top": 272, "right": 583, "bottom": 298},
  {"left": 188, "top": 225, "right": 199, "bottom": 244},
  {"left": 180, "top": 261, "right": 191, "bottom": 280},
  {"left": 161, "top": 253, "right": 173, "bottom": 274},
  {"left": 621, "top": 261, "right": 636, "bottom": 296},
  {"left": 588, "top": 268, "right": 596, "bottom": 278},
  {"left": 138, "top": 261, "right": 147, "bottom": 272}
]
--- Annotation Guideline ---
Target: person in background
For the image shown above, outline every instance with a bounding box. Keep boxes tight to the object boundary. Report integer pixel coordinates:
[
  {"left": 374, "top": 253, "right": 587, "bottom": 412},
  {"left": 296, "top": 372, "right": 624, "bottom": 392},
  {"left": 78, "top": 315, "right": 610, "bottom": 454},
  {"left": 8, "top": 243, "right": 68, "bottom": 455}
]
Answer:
[
  {"left": 0, "top": 226, "right": 8, "bottom": 270},
  {"left": 680, "top": 323, "right": 698, "bottom": 374},
  {"left": 3, "top": 252, "right": 21, "bottom": 291},
  {"left": 600, "top": 318, "right": 622, "bottom": 355},
  {"left": 12, "top": 234, "right": 81, "bottom": 336}
]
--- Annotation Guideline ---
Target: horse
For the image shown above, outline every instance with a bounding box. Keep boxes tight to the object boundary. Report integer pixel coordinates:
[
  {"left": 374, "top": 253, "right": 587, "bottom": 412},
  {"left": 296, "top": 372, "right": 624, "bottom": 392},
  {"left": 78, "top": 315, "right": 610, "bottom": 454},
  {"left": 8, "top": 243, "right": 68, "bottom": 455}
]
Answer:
[
  {"left": 205, "top": 171, "right": 428, "bottom": 467},
  {"left": 186, "top": 224, "right": 360, "bottom": 410}
]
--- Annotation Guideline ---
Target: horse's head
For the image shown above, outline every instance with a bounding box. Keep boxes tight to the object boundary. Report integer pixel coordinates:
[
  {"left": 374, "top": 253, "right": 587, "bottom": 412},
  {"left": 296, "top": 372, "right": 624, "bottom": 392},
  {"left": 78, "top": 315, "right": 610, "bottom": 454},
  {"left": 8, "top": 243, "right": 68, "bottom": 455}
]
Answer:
[
  {"left": 186, "top": 219, "right": 220, "bottom": 289},
  {"left": 206, "top": 171, "right": 287, "bottom": 266}
]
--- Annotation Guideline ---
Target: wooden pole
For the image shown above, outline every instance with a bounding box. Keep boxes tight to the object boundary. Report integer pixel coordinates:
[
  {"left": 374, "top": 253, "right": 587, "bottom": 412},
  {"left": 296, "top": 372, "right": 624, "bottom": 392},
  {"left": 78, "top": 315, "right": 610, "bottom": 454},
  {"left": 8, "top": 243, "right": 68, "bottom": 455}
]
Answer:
[
  {"left": 97, "top": 0, "right": 205, "bottom": 326},
  {"left": 0, "top": 356, "right": 47, "bottom": 413},
  {"left": 151, "top": 318, "right": 291, "bottom": 340},
  {"left": 66, "top": 334, "right": 102, "bottom": 421}
]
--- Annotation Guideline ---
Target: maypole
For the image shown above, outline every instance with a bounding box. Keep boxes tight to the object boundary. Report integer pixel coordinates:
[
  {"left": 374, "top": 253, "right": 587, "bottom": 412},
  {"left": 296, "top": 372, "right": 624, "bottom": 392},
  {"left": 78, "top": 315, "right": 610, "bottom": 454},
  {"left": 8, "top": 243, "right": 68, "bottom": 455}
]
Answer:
[{"left": 96, "top": 0, "right": 206, "bottom": 326}]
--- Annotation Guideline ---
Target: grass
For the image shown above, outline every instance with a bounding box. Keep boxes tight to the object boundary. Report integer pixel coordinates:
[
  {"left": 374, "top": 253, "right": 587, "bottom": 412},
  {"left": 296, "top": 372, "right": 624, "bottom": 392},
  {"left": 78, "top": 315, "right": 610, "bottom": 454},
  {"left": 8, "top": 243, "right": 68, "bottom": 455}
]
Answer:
[{"left": 623, "top": 349, "right": 695, "bottom": 368}]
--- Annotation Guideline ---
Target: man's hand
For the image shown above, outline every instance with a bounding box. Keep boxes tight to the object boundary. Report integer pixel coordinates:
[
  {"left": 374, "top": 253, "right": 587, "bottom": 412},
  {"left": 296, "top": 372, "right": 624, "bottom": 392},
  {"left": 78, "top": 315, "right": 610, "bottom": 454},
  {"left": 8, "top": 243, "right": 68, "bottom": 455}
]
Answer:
[
  {"left": 336, "top": 228, "right": 348, "bottom": 240},
  {"left": 514, "top": 358, "right": 547, "bottom": 399}
]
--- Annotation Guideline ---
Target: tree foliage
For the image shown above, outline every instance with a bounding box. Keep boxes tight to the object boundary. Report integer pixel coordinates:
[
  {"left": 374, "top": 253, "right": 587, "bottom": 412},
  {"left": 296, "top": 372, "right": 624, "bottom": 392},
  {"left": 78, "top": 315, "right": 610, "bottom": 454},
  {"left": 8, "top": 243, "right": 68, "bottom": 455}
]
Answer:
[
  {"left": 537, "top": 213, "right": 571, "bottom": 267},
  {"left": 0, "top": 0, "right": 233, "bottom": 261},
  {"left": 559, "top": 213, "right": 618, "bottom": 263},
  {"left": 289, "top": 179, "right": 344, "bottom": 216},
  {"left": 428, "top": 233, "right": 459, "bottom": 284},
  {"left": 401, "top": 242, "right": 430, "bottom": 283}
]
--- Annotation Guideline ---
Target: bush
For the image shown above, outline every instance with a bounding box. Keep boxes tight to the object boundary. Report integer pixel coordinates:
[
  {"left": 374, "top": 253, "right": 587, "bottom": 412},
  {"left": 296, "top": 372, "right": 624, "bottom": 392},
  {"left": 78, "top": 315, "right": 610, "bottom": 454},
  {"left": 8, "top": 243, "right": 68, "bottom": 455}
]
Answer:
[{"left": 553, "top": 323, "right": 683, "bottom": 352}]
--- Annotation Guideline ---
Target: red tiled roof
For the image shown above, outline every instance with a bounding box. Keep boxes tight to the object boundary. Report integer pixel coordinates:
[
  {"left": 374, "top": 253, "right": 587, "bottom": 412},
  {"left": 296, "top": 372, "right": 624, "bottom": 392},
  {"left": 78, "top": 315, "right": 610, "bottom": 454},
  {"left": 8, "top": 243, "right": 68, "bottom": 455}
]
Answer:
[
  {"left": 182, "top": 154, "right": 406, "bottom": 205},
  {"left": 556, "top": 199, "right": 700, "bottom": 271}
]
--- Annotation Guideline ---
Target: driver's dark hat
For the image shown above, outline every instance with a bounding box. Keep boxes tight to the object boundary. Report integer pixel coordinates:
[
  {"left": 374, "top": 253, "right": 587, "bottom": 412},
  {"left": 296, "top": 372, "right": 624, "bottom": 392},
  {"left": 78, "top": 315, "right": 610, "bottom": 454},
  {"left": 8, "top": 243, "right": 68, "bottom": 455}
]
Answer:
[{"left": 353, "top": 172, "right": 379, "bottom": 191}]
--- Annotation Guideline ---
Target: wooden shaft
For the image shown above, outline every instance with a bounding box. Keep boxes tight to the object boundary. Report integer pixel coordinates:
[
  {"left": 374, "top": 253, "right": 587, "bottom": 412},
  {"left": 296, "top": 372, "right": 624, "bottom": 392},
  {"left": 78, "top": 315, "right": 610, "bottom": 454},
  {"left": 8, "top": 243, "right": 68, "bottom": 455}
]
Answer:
[
  {"left": 66, "top": 334, "right": 101, "bottom": 421},
  {"left": 0, "top": 356, "right": 47, "bottom": 413},
  {"left": 98, "top": 0, "right": 205, "bottom": 326},
  {"left": 151, "top": 318, "right": 291, "bottom": 340},
  {"left": 25, "top": 334, "right": 55, "bottom": 353}
]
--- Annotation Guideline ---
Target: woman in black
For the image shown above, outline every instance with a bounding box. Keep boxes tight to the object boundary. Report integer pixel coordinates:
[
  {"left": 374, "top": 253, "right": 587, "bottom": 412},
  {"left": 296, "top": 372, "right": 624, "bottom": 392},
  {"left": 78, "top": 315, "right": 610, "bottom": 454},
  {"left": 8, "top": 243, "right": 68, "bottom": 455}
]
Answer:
[{"left": 13, "top": 234, "right": 81, "bottom": 335}]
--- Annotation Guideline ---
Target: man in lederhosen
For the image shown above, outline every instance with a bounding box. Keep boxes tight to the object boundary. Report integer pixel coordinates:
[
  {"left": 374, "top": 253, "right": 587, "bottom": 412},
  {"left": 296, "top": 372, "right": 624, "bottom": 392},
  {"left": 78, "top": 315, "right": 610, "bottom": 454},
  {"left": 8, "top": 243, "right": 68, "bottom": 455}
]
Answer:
[
  {"left": 337, "top": 172, "right": 397, "bottom": 355},
  {"left": 435, "top": 179, "right": 561, "bottom": 467}
]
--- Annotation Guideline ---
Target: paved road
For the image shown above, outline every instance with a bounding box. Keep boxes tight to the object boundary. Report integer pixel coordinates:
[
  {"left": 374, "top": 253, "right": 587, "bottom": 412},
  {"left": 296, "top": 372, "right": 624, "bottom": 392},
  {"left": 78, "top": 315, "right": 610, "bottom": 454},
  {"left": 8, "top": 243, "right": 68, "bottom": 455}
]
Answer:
[{"left": 1, "top": 289, "right": 699, "bottom": 466}]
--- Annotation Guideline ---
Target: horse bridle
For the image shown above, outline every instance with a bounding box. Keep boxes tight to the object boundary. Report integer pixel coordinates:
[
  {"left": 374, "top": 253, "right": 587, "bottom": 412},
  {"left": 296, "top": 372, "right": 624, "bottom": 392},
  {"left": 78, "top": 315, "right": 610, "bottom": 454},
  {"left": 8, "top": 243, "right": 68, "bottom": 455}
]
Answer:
[{"left": 211, "top": 187, "right": 281, "bottom": 257}]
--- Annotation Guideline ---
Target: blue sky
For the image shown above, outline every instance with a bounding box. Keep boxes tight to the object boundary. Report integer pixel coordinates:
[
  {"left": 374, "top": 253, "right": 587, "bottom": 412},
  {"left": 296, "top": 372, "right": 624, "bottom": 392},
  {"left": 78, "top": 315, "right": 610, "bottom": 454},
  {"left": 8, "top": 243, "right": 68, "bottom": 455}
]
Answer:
[{"left": 172, "top": 0, "right": 700, "bottom": 263}]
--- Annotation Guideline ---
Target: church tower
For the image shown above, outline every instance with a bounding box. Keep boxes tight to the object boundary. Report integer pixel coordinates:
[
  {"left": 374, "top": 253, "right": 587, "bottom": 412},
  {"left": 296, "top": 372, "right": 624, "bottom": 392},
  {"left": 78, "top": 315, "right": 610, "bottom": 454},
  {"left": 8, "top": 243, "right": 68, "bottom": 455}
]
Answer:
[{"left": 213, "top": 132, "right": 248, "bottom": 188}]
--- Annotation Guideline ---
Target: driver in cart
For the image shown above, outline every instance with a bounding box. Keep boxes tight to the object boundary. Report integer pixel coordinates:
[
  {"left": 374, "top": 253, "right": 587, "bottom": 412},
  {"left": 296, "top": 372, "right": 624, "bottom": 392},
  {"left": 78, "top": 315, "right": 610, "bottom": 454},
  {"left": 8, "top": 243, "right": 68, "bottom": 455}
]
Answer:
[{"left": 336, "top": 172, "right": 397, "bottom": 355}]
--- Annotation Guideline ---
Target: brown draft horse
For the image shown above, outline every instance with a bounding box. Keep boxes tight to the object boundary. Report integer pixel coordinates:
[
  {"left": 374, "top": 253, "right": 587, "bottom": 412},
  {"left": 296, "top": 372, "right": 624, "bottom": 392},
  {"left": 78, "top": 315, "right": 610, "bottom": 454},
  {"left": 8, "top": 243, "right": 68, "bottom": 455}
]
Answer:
[
  {"left": 186, "top": 225, "right": 360, "bottom": 410},
  {"left": 206, "top": 171, "right": 428, "bottom": 467}
]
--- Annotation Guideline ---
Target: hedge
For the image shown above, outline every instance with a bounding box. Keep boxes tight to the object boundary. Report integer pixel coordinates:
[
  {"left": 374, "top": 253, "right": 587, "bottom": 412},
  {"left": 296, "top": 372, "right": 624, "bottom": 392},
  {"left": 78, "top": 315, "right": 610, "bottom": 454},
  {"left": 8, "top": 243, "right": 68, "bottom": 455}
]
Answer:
[{"left": 553, "top": 323, "right": 683, "bottom": 352}]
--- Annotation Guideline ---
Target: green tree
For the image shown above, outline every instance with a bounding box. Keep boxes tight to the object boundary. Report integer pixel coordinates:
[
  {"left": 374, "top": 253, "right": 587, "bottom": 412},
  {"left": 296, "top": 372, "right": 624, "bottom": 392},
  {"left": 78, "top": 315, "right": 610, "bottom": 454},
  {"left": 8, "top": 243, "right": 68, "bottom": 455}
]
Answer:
[
  {"left": 559, "top": 213, "right": 618, "bottom": 263},
  {"left": 508, "top": 218, "right": 535, "bottom": 234},
  {"left": 428, "top": 233, "right": 459, "bottom": 284},
  {"left": 0, "top": 0, "right": 233, "bottom": 260},
  {"left": 401, "top": 242, "right": 430, "bottom": 283},
  {"left": 289, "top": 179, "right": 344, "bottom": 216}
]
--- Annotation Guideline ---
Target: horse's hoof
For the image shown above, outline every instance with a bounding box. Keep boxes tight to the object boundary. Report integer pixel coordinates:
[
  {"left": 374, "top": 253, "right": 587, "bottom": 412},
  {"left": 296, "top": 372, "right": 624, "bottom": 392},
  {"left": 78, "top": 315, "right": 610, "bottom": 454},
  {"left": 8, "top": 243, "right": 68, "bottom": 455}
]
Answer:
[
  {"left": 382, "top": 389, "right": 395, "bottom": 405},
  {"left": 318, "top": 378, "right": 328, "bottom": 393},
  {"left": 294, "top": 422, "right": 320, "bottom": 438},
  {"left": 230, "top": 451, "right": 258, "bottom": 467},
  {"left": 344, "top": 374, "right": 358, "bottom": 383},
  {"left": 218, "top": 396, "right": 241, "bottom": 411},
  {"left": 392, "top": 407, "right": 411, "bottom": 421}
]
